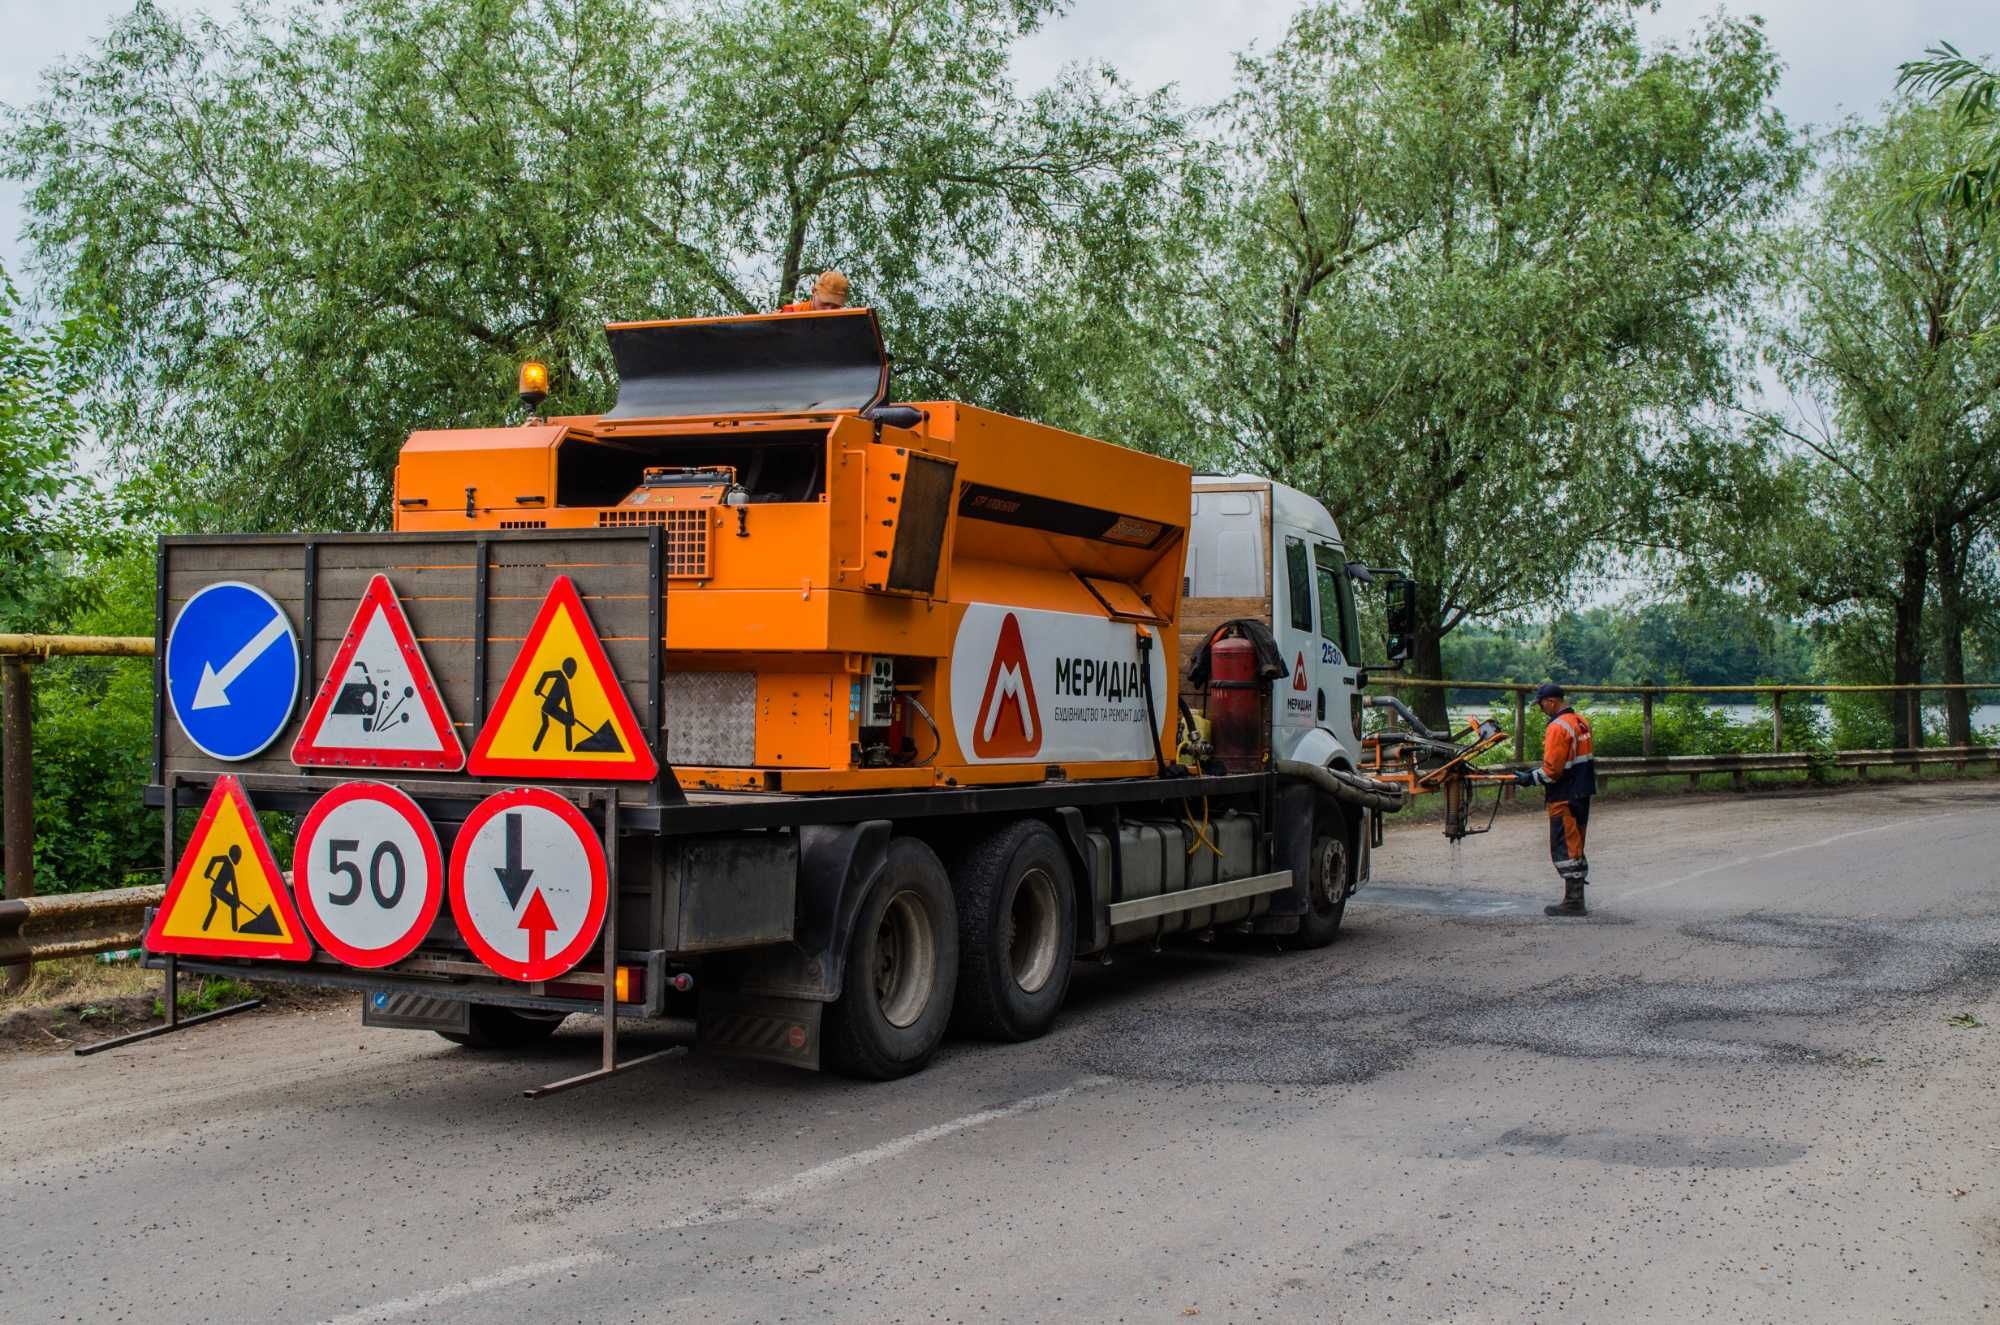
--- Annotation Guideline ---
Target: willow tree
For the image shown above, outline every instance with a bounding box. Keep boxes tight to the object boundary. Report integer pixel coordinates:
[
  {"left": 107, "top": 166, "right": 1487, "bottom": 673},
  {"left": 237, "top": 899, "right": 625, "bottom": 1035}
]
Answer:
[
  {"left": 1127, "top": 0, "right": 1799, "bottom": 723},
  {"left": 1753, "top": 106, "right": 2000, "bottom": 746},
  {"left": 3, "top": 0, "right": 1181, "bottom": 531}
]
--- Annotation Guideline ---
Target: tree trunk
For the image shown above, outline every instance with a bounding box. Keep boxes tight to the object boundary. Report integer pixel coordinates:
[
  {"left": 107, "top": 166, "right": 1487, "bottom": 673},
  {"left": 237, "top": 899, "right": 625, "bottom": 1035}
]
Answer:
[
  {"left": 1889, "top": 548, "right": 1928, "bottom": 748},
  {"left": 1936, "top": 523, "right": 1973, "bottom": 746},
  {"left": 1409, "top": 580, "right": 1450, "bottom": 732}
]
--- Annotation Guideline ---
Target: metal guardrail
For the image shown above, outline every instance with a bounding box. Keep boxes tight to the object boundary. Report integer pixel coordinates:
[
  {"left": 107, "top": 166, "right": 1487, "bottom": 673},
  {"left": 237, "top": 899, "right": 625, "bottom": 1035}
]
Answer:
[
  {"left": 1382, "top": 675, "right": 1999, "bottom": 763},
  {"left": 0, "top": 885, "right": 164, "bottom": 965},
  {"left": 3, "top": 635, "right": 1998, "bottom": 982},
  {"left": 1593, "top": 745, "right": 2000, "bottom": 786}
]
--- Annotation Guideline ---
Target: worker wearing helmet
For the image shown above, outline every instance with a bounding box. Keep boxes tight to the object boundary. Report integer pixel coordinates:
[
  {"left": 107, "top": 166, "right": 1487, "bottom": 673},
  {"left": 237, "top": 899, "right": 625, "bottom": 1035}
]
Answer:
[
  {"left": 779, "top": 270, "right": 850, "bottom": 313},
  {"left": 1512, "top": 682, "right": 1595, "bottom": 916}
]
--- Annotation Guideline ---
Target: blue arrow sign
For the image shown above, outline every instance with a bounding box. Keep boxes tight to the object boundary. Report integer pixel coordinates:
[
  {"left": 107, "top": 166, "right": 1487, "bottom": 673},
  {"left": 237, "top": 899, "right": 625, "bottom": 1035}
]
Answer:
[{"left": 166, "top": 581, "right": 301, "bottom": 761}]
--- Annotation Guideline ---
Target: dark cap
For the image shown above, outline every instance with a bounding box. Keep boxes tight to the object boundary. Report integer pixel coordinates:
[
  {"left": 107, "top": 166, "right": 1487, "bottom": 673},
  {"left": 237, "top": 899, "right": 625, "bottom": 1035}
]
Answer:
[{"left": 1534, "top": 682, "right": 1565, "bottom": 702}]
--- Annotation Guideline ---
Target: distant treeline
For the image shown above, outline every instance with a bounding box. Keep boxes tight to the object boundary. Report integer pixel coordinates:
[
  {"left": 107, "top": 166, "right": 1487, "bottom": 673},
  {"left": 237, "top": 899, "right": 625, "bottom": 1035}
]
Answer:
[{"left": 1441, "top": 592, "right": 2000, "bottom": 697}]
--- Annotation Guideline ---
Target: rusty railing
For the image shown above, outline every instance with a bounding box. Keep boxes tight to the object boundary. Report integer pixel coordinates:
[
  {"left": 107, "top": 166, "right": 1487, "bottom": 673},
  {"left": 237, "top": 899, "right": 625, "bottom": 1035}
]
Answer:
[
  {"left": 1, "top": 634, "right": 155, "bottom": 988},
  {"left": 1380, "top": 676, "right": 2000, "bottom": 782}
]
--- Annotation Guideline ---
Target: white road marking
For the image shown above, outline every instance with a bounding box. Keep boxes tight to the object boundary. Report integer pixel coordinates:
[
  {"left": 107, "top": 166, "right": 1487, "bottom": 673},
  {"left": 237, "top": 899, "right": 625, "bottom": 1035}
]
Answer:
[
  {"left": 320, "top": 1074, "right": 1109, "bottom": 1324},
  {"left": 1616, "top": 809, "right": 1988, "bottom": 900}
]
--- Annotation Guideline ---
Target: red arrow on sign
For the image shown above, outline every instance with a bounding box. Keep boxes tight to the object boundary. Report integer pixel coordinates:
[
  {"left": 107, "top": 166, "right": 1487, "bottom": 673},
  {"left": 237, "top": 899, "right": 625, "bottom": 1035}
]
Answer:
[{"left": 518, "top": 888, "right": 556, "bottom": 972}]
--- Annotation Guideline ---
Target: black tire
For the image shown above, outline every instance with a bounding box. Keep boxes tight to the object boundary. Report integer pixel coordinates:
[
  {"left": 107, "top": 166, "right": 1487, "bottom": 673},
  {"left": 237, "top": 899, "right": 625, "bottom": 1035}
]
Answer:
[
  {"left": 1293, "top": 819, "right": 1353, "bottom": 949},
  {"left": 824, "top": 837, "right": 960, "bottom": 1080},
  {"left": 436, "top": 1005, "right": 567, "bottom": 1050},
  {"left": 948, "top": 819, "right": 1078, "bottom": 1041}
]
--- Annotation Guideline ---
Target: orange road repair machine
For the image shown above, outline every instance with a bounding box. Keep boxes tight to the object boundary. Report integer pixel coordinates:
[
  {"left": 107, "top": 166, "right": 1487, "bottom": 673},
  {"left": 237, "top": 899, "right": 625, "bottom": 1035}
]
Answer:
[{"left": 102, "top": 308, "right": 1505, "bottom": 1093}]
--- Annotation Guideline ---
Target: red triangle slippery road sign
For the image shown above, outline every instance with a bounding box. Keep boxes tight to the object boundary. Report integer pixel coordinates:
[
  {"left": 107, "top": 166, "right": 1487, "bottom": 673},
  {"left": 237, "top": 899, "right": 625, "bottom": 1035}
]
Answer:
[
  {"left": 292, "top": 574, "right": 465, "bottom": 771},
  {"left": 146, "top": 775, "right": 312, "bottom": 961},
  {"left": 466, "top": 575, "right": 658, "bottom": 781}
]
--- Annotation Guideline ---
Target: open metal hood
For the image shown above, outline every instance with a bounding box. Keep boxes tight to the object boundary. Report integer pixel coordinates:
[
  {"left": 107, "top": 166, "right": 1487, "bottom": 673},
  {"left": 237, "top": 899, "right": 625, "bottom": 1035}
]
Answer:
[{"left": 603, "top": 308, "right": 891, "bottom": 420}]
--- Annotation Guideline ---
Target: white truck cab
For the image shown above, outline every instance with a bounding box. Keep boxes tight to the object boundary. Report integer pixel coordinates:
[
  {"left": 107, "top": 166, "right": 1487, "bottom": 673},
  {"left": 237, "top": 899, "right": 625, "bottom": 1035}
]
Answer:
[{"left": 1183, "top": 476, "right": 1370, "bottom": 770}]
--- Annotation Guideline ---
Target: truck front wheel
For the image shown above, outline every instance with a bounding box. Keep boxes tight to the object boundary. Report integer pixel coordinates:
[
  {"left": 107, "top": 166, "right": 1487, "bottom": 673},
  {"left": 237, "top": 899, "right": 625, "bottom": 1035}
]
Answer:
[
  {"left": 949, "top": 819, "right": 1077, "bottom": 1042},
  {"left": 824, "top": 837, "right": 960, "bottom": 1080},
  {"left": 1293, "top": 826, "right": 1352, "bottom": 950}
]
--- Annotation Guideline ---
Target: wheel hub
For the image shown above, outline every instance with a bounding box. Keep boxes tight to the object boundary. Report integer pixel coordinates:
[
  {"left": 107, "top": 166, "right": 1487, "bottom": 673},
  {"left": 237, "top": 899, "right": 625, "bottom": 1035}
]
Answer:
[
  {"left": 872, "top": 888, "right": 937, "bottom": 1029},
  {"left": 1009, "top": 867, "right": 1062, "bottom": 995}
]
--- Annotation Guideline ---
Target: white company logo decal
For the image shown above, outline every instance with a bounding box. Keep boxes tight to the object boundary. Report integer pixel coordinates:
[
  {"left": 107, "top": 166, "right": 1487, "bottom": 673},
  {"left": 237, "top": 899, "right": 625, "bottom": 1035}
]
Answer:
[
  {"left": 951, "top": 605, "right": 1168, "bottom": 765},
  {"left": 973, "top": 613, "right": 1041, "bottom": 758}
]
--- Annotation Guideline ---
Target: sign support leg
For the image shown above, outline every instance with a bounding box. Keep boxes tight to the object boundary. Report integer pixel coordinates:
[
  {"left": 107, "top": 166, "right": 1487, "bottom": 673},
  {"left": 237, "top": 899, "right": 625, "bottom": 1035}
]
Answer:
[
  {"left": 525, "top": 791, "right": 673, "bottom": 1097},
  {"left": 75, "top": 774, "right": 261, "bottom": 1056}
]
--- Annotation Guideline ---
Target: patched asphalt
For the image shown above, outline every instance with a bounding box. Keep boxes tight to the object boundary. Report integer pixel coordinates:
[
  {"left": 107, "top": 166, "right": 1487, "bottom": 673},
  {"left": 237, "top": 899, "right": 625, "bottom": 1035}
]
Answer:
[{"left": 2, "top": 779, "right": 1997, "bottom": 1323}]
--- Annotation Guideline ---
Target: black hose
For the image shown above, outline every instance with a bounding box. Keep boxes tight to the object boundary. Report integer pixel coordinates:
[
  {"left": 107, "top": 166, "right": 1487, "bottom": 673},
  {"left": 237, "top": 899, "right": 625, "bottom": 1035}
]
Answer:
[{"left": 1137, "top": 630, "right": 1178, "bottom": 777}]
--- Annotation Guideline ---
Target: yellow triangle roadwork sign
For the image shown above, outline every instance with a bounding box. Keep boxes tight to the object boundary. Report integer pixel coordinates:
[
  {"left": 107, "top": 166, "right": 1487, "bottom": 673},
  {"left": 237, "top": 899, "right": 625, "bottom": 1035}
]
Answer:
[
  {"left": 467, "top": 575, "right": 658, "bottom": 781},
  {"left": 146, "top": 775, "right": 312, "bottom": 961}
]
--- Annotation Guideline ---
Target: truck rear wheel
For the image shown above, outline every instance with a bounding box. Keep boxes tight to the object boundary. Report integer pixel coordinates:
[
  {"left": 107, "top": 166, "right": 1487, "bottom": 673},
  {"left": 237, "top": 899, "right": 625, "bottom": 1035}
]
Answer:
[
  {"left": 824, "top": 837, "right": 959, "bottom": 1080},
  {"left": 949, "top": 820, "right": 1077, "bottom": 1042},
  {"left": 1292, "top": 828, "right": 1352, "bottom": 949},
  {"left": 436, "top": 1005, "right": 567, "bottom": 1050}
]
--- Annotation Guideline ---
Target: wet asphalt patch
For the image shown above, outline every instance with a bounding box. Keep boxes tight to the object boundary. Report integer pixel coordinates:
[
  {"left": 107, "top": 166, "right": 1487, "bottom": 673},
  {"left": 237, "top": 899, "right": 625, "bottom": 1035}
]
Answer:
[
  {"left": 1457, "top": 1126, "right": 1809, "bottom": 1170},
  {"left": 1055, "top": 906, "right": 2000, "bottom": 1086},
  {"left": 1433, "top": 914, "right": 2000, "bottom": 1065}
]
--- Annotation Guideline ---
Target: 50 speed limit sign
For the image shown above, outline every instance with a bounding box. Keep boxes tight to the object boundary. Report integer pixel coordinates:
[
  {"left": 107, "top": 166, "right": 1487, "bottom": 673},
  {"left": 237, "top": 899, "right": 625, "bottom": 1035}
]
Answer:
[{"left": 293, "top": 782, "right": 444, "bottom": 968}]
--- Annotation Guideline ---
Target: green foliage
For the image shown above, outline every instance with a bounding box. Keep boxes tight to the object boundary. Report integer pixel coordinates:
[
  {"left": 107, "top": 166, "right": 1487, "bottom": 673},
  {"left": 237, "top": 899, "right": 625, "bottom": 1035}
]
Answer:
[
  {"left": 1897, "top": 43, "right": 2000, "bottom": 226},
  {"left": 24, "top": 544, "right": 158, "bottom": 895},
  {"left": 1827, "top": 692, "right": 1896, "bottom": 752},
  {"left": 0, "top": 261, "right": 107, "bottom": 629},
  {"left": 1581, "top": 696, "right": 1764, "bottom": 760},
  {"left": 153, "top": 975, "right": 259, "bottom": 1019},
  {"left": 1443, "top": 593, "right": 1813, "bottom": 694},
  {"left": 3, "top": 0, "right": 1183, "bottom": 533},
  {"left": 1114, "top": 0, "right": 1801, "bottom": 722},
  {"left": 1750, "top": 102, "right": 2000, "bottom": 742}
]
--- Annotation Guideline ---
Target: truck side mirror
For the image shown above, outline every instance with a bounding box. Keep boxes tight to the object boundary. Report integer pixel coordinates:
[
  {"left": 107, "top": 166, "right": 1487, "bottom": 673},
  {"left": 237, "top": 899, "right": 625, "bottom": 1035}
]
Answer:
[{"left": 1384, "top": 578, "right": 1417, "bottom": 663}]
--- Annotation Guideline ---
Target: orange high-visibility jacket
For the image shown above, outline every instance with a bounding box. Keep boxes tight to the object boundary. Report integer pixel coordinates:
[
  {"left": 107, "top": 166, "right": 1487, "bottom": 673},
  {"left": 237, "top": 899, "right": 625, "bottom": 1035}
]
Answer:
[{"left": 1536, "top": 708, "right": 1596, "bottom": 802}]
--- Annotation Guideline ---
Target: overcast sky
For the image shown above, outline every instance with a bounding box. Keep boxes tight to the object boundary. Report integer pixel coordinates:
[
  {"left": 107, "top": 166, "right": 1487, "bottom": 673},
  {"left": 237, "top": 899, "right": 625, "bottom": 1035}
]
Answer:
[{"left": 2, "top": 0, "right": 1997, "bottom": 292}]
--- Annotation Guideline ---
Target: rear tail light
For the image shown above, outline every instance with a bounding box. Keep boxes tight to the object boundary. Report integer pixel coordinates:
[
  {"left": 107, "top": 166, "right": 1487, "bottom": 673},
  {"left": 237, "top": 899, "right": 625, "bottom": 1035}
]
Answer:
[{"left": 546, "top": 964, "right": 644, "bottom": 1003}]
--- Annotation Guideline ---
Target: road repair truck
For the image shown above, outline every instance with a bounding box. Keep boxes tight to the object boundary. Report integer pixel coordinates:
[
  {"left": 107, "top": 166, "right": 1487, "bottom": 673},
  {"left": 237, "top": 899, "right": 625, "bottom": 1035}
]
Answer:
[{"left": 126, "top": 307, "right": 1486, "bottom": 1091}]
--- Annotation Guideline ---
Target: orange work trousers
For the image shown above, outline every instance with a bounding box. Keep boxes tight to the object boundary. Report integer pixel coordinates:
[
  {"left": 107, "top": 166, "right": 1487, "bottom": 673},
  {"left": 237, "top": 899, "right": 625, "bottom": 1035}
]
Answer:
[{"left": 1547, "top": 797, "right": 1589, "bottom": 883}]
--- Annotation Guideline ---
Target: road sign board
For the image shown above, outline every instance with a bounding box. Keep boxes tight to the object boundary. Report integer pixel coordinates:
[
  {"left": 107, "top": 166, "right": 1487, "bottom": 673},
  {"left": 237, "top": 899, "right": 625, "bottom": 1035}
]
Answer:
[
  {"left": 166, "top": 581, "right": 301, "bottom": 761},
  {"left": 291, "top": 574, "right": 465, "bottom": 771},
  {"left": 292, "top": 782, "right": 444, "bottom": 968},
  {"left": 146, "top": 775, "right": 311, "bottom": 960},
  {"left": 447, "top": 788, "right": 607, "bottom": 982},
  {"left": 466, "top": 576, "right": 657, "bottom": 781}
]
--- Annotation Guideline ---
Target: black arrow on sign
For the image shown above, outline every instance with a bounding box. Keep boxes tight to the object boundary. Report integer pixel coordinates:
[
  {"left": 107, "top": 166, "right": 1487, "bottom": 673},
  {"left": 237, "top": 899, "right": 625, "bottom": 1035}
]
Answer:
[{"left": 494, "top": 813, "right": 535, "bottom": 909}]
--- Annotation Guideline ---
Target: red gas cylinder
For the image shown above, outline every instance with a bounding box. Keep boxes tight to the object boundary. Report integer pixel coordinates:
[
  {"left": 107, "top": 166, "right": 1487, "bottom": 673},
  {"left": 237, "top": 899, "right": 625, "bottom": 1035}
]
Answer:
[{"left": 1206, "top": 636, "right": 1264, "bottom": 773}]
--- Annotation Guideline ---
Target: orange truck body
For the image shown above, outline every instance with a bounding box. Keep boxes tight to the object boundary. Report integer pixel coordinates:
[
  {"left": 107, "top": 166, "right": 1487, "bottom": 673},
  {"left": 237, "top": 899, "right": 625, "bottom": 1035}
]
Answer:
[{"left": 392, "top": 309, "right": 1189, "bottom": 793}]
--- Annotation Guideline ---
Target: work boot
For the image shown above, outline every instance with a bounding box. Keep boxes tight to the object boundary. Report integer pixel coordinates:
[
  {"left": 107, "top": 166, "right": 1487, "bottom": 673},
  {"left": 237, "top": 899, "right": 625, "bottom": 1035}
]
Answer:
[{"left": 1544, "top": 879, "right": 1588, "bottom": 918}]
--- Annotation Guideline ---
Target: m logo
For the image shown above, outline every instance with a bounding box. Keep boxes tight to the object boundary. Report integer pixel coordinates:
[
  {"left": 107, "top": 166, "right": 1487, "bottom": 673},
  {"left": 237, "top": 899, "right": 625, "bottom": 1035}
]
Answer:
[
  {"left": 1293, "top": 652, "right": 1309, "bottom": 691},
  {"left": 973, "top": 613, "right": 1042, "bottom": 758}
]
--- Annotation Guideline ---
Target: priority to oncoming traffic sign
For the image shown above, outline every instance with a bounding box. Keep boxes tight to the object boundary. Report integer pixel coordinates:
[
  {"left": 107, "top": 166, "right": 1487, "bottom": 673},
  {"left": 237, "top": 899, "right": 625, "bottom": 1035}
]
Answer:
[
  {"left": 447, "top": 788, "right": 607, "bottom": 983},
  {"left": 165, "top": 581, "right": 301, "bottom": 761}
]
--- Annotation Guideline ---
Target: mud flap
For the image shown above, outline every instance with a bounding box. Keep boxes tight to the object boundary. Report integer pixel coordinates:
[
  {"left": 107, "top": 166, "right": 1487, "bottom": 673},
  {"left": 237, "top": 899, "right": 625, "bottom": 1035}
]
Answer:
[
  {"left": 698, "top": 993, "right": 822, "bottom": 1071},
  {"left": 361, "top": 990, "right": 471, "bottom": 1034}
]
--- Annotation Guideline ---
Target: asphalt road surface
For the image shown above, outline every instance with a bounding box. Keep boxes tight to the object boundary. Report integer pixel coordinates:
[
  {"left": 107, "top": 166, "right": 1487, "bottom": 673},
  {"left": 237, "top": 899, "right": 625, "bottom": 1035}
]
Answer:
[{"left": 4, "top": 780, "right": 1998, "bottom": 1323}]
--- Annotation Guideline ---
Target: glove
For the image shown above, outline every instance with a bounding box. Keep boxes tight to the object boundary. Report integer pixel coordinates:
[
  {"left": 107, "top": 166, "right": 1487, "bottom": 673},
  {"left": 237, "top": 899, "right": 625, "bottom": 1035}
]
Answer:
[{"left": 1512, "top": 768, "right": 1536, "bottom": 787}]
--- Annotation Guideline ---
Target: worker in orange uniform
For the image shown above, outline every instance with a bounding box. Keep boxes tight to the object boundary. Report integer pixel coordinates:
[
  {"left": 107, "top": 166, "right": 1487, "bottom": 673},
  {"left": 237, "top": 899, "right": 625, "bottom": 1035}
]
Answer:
[
  {"left": 1511, "top": 682, "right": 1595, "bottom": 916},
  {"left": 779, "top": 270, "right": 850, "bottom": 313}
]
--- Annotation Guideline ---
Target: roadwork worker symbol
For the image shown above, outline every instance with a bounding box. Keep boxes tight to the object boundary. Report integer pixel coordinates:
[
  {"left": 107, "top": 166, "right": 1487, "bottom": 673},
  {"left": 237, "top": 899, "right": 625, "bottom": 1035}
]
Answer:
[
  {"left": 467, "top": 576, "right": 657, "bottom": 780},
  {"left": 533, "top": 658, "right": 626, "bottom": 755},
  {"left": 146, "top": 775, "right": 311, "bottom": 960},
  {"left": 202, "top": 844, "right": 283, "bottom": 936}
]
